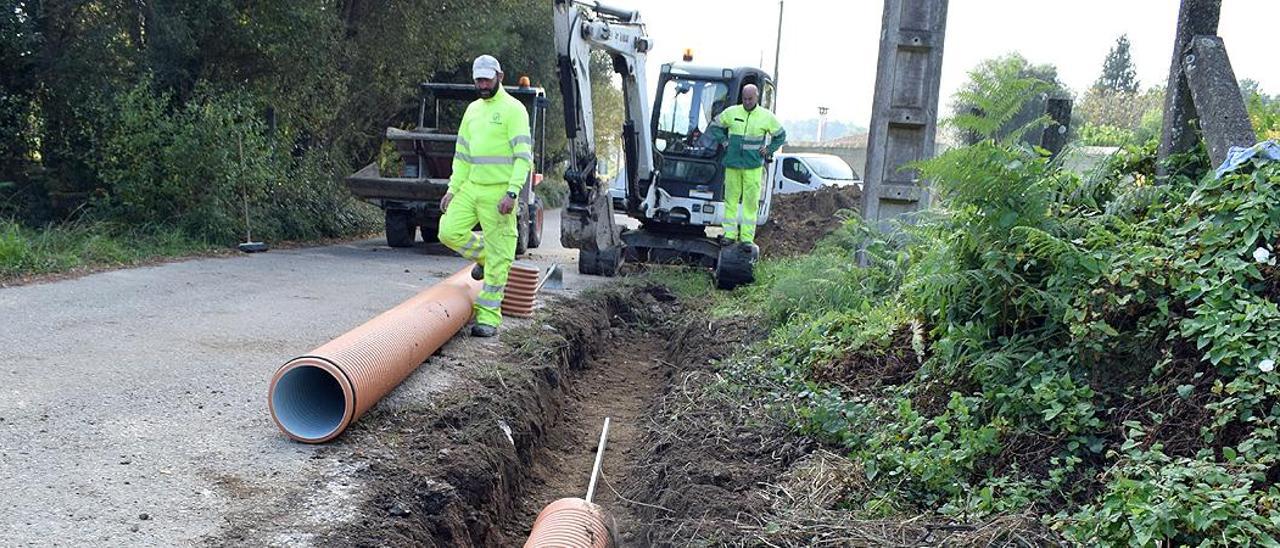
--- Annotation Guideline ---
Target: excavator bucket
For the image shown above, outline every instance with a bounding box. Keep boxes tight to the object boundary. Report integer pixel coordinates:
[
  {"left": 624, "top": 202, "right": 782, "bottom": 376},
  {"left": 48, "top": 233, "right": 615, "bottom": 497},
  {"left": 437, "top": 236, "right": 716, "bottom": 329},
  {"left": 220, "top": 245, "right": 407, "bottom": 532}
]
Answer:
[{"left": 560, "top": 189, "right": 621, "bottom": 252}]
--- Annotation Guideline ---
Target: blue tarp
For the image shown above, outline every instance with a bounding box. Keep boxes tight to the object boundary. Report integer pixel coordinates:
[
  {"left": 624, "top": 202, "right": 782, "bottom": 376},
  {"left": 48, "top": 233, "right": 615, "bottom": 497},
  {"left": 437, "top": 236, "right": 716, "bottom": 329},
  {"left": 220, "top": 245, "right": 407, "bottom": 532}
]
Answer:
[{"left": 1214, "top": 140, "right": 1280, "bottom": 178}]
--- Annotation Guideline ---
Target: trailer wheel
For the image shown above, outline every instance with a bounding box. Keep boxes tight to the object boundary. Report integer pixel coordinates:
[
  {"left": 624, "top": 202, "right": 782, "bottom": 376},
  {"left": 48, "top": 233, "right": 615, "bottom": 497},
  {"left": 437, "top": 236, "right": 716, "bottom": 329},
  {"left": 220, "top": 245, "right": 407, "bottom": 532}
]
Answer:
[
  {"left": 385, "top": 209, "right": 416, "bottom": 248},
  {"left": 515, "top": 208, "right": 529, "bottom": 256},
  {"left": 527, "top": 202, "right": 544, "bottom": 249},
  {"left": 418, "top": 223, "right": 439, "bottom": 244}
]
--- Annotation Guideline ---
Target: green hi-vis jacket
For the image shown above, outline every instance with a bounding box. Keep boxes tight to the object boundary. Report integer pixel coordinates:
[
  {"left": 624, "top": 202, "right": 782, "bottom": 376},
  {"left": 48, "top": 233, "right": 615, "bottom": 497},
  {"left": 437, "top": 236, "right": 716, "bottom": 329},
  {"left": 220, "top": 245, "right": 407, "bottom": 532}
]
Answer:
[
  {"left": 449, "top": 86, "right": 533, "bottom": 195},
  {"left": 706, "top": 104, "right": 787, "bottom": 169}
]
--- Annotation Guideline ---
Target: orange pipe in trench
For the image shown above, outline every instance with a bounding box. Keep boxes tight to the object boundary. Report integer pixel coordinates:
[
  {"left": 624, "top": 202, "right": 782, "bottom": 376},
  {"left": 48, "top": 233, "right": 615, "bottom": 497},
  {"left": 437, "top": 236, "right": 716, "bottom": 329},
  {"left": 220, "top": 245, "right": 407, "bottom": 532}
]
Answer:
[
  {"left": 268, "top": 266, "right": 481, "bottom": 443},
  {"left": 525, "top": 497, "right": 617, "bottom": 548}
]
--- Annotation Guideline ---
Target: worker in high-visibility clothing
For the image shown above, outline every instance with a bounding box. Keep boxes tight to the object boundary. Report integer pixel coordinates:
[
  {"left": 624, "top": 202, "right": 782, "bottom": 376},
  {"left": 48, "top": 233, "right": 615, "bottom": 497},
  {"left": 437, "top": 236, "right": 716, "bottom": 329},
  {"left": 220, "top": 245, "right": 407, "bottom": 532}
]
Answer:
[
  {"left": 705, "top": 84, "right": 786, "bottom": 250},
  {"left": 438, "top": 54, "right": 532, "bottom": 337}
]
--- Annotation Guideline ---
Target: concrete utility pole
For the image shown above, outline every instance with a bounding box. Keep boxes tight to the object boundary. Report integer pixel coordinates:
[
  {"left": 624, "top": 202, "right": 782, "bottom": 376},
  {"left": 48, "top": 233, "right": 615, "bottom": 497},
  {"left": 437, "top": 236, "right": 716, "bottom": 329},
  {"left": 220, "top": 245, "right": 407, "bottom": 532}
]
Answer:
[
  {"left": 1179, "top": 36, "right": 1256, "bottom": 167},
  {"left": 1158, "top": 0, "right": 1220, "bottom": 177},
  {"left": 860, "top": 0, "right": 949, "bottom": 229},
  {"left": 817, "top": 106, "right": 829, "bottom": 141},
  {"left": 1156, "top": 0, "right": 1255, "bottom": 175},
  {"left": 773, "top": 0, "right": 784, "bottom": 101}
]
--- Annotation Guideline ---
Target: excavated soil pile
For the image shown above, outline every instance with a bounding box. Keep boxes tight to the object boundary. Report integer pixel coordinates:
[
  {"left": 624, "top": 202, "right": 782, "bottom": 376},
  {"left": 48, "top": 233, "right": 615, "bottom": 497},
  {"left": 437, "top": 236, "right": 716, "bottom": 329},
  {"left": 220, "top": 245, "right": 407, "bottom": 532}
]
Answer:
[{"left": 755, "top": 185, "right": 861, "bottom": 257}]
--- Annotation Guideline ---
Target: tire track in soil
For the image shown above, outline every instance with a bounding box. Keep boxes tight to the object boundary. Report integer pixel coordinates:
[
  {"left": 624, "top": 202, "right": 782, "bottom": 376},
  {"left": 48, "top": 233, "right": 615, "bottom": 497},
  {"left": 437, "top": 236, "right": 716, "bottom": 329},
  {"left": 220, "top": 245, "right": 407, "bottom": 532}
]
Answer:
[{"left": 504, "top": 332, "right": 664, "bottom": 543}]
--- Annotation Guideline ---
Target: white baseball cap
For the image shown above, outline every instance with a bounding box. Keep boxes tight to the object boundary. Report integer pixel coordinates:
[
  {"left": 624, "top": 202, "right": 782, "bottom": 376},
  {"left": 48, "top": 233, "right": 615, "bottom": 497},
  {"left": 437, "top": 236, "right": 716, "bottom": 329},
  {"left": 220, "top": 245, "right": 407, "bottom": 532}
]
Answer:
[{"left": 472, "top": 55, "right": 501, "bottom": 80}]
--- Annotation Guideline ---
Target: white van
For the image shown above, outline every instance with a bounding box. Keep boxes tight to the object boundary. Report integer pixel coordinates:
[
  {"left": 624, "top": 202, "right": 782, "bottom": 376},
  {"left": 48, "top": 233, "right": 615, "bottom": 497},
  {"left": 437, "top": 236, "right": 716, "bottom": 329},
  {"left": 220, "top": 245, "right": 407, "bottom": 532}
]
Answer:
[
  {"left": 771, "top": 153, "right": 861, "bottom": 194},
  {"left": 612, "top": 152, "right": 859, "bottom": 210}
]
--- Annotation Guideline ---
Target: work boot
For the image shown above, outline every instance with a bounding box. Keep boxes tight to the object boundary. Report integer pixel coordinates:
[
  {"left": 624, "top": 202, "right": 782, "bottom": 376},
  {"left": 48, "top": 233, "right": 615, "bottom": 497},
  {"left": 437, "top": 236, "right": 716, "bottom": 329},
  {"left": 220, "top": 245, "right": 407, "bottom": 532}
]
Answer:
[
  {"left": 471, "top": 324, "right": 498, "bottom": 337},
  {"left": 471, "top": 263, "right": 484, "bottom": 281},
  {"left": 739, "top": 241, "right": 754, "bottom": 254}
]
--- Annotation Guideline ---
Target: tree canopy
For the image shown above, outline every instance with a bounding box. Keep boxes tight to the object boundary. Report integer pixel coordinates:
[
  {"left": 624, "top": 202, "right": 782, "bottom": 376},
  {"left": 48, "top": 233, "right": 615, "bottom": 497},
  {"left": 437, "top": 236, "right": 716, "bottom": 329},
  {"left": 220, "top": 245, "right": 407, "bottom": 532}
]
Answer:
[
  {"left": 1094, "top": 34, "right": 1139, "bottom": 94},
  {"left": 0, "top": 1, "right": 622, "bottom": 242}
]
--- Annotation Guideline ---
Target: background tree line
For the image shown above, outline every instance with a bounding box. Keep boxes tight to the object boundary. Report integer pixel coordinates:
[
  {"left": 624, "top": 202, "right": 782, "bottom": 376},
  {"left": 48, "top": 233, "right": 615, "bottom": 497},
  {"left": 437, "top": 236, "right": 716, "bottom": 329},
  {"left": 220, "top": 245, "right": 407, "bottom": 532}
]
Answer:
[
  {"left": 951, "top": 34, "right": 1279, "bottom": 150},
  {"left": 0, "top": 0, "right": 622, "bottom": 245}
]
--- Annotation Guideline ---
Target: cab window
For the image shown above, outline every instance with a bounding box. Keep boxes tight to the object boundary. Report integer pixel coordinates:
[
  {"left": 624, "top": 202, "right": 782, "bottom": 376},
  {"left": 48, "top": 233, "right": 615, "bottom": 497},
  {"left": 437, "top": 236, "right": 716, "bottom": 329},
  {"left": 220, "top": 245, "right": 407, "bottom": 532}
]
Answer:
[{"left": 782, "top": 157, "right": 811, "bottom": 182}]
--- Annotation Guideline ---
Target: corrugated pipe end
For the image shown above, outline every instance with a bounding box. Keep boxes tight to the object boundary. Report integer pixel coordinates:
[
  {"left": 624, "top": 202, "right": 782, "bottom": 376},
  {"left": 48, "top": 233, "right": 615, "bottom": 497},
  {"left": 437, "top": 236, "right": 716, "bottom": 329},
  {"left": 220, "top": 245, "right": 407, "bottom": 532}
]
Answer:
[
  {"left": 268, "top": 357, "right": 355, "bottom": 444},
  {"left": 524, "top": 497, "right": 617, "bottom": 548},
  {"left": 502, "top": 263, "right": 540, "bottom": 318}
]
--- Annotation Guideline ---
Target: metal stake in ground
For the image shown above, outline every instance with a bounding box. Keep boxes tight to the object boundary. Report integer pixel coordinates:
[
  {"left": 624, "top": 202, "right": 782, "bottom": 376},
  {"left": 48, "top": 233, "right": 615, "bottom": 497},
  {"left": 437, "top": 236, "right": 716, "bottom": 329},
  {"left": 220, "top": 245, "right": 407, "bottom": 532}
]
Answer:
[
  {"left": 585, "top": 417, "right": 611, "bottom": 504},
  {"left": 237, "top": 134, "right": 268, "bottom": 253}
]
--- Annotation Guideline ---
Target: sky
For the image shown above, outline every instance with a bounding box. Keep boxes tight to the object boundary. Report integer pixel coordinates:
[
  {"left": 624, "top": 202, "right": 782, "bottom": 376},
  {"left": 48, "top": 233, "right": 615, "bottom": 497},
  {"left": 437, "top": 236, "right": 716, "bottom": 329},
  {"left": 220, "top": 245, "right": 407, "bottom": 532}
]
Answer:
[{"left": 627, "top": 0, "right": 1280, "bottom": 128}]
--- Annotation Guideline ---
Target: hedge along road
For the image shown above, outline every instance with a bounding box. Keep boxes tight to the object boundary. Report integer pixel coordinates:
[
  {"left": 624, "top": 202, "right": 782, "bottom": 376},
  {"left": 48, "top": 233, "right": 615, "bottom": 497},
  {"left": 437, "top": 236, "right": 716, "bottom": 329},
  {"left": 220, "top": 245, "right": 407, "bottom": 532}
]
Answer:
[{"left": 0, "top": 209, "right": 599, "bottom": 545}]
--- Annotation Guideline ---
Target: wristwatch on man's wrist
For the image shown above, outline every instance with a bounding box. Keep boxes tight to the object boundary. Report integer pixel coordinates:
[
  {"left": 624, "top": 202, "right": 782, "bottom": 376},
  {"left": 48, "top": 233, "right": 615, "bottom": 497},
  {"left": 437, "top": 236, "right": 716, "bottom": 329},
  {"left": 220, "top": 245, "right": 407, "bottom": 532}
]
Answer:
[{"left": 505, "top": 191, "right": 518, "bottom": 199}]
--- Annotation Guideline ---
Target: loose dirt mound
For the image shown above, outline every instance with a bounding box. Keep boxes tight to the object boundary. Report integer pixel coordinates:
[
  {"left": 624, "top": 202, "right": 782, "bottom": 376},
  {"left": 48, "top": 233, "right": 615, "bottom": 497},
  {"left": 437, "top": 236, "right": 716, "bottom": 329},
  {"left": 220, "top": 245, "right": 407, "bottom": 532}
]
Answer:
[{"left": 756, "top": 185, "right": 861, "bottom": 257}]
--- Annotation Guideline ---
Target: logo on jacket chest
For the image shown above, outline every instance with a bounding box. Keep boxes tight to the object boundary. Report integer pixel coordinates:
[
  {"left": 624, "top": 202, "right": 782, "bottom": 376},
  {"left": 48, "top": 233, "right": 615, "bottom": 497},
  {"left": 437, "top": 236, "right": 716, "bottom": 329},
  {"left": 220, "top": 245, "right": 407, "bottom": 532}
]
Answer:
[{"left": 491, "top": 112, "right": 502, "bottom": 124}]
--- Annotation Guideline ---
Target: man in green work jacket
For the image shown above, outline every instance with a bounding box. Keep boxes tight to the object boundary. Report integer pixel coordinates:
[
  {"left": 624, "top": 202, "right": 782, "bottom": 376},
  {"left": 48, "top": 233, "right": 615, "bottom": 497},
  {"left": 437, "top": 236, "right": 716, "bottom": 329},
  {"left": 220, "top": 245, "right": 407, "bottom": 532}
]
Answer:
[
  {"left": 438, "top": 54, "right": 532, "bottom": 337},
  {"left": 705, "top": 84, "right": 786, "bottom": 251}
]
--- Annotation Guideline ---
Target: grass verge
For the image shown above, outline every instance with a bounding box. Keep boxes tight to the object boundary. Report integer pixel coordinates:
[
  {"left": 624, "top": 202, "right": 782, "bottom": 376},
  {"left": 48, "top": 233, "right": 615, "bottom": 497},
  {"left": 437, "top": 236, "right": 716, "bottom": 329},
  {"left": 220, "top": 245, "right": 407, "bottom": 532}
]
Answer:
[{"left": 0, "top": 219, "right": 222, "bottom": 284}]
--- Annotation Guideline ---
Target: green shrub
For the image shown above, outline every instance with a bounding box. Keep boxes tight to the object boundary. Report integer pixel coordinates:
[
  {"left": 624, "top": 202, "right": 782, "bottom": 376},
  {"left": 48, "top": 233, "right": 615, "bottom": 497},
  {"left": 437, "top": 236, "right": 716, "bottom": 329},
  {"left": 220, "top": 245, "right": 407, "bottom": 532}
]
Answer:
[
  {"left": 745, "top": 64, "right": 1280, "bottom": 545},
  {"left": 96, "top": 77, "right": 378, "bottom": 246},
  {"left": 535, "top": 171, "right": 570, "bottom": 209},
  {"left": 1078, "top": 122, "right": 1136, "bottom": 146},
  {"left": 1061, "top": 447, "right": 1280, "bottom": 546},
  {"left": 0, "top": 218, "right": 212, "bottom": 280}
]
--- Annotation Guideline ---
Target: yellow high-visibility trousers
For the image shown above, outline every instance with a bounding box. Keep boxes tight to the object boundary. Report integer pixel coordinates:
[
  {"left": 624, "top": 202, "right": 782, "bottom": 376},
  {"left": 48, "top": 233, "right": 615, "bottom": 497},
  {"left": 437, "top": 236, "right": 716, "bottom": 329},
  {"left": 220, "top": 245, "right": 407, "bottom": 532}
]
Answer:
[
  {"left": 438, "top": 183, "right": 517, "bottom": 327},
  {"left": 723, "top": 166, "right": 763, "bottom": 243}
]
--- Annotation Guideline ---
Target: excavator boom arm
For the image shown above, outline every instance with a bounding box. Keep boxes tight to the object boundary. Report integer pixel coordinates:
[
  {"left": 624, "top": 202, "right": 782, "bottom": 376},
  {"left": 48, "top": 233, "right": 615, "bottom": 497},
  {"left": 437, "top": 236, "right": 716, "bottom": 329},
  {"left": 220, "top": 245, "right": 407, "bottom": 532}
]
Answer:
[{"left": 553, "top": 0, "right": 654, "bottom": 251}]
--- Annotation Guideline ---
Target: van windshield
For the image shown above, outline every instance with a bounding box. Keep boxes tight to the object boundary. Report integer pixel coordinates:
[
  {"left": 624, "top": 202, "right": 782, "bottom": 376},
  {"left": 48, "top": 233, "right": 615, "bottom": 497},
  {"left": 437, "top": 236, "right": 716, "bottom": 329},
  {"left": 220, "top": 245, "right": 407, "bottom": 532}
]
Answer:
[{"left": 804, "top": 156, "right": 858, "bottom": 180}]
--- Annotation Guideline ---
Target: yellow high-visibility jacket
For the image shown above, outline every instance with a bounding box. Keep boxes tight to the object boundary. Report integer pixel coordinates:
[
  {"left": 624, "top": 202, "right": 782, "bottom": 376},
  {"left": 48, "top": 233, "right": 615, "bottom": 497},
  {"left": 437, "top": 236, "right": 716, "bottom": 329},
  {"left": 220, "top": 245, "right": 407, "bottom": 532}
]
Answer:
[
  {"left": 449, "top": 86, "right": 533, "bottom": 195},
  {"left": 706, "top": 104, "right": 786, "bottom": 169}
]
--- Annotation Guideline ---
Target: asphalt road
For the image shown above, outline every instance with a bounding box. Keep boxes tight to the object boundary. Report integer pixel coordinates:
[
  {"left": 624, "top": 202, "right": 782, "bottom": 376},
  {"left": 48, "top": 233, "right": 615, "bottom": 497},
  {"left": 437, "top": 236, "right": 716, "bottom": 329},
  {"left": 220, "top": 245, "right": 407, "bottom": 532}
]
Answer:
[{"left": 0, "top": 209, "right": 606, "bottom": 545}]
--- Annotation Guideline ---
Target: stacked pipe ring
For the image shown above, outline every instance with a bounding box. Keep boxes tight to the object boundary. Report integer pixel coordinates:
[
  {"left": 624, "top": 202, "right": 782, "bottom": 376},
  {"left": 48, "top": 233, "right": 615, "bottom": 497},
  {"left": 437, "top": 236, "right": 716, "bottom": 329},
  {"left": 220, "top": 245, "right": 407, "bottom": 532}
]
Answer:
[
  {"left": 502, "top": 263, "right": 541, "bottom": 318},
  {"left": 268, "top": 266, "right": 481, "bottom": 443},
  {"left": 524, "top": 497, "right": 617, "bottom": 548}
]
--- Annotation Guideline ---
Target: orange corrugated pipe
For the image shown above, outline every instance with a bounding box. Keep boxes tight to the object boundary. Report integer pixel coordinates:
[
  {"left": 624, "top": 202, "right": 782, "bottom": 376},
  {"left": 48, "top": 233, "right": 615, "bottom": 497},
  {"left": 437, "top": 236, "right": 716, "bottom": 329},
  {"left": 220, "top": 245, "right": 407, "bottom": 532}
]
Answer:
[
  {"left": 524, "top": 497, "right": 617, "bottom": 548},
  {"left": 268, "top": 265, "right": 481, "bottom": 443},
  {"left": 525, "top": 418, "right": 617, "bottom": 547},
  {"left": 502, "top": 264, "right": 540, "bottom": 318}
]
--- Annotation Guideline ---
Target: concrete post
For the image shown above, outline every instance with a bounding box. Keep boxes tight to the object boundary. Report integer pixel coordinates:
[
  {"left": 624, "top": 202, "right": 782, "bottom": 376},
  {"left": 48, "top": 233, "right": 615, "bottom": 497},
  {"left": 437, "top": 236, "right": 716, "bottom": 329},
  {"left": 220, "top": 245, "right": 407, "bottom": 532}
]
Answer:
[
  {"left": 817, "top": 106, "right": 829, "bottom": 142},
  {"left": 1181, "top": 36, "right": 1256, "bottom": 169},
  {"left": 1156, "top": 0, "right": 1221, "bottom": 177},
  {"left": 1040, "top": 97, "right": 1072, "bottom": 160},
  {"left": 860, "top": 0, "right": 949, "bottom": 229}
]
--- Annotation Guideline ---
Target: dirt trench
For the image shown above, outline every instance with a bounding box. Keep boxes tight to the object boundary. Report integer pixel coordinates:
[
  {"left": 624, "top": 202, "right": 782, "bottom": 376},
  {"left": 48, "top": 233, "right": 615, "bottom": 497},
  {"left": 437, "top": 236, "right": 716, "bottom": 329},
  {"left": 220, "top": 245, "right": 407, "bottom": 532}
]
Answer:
[
  {"left": 208, "top": 280, "right": 1060, "bottom": 546},
  {"left": 279, "top": 283, "right": 769, "bottom": 546}
]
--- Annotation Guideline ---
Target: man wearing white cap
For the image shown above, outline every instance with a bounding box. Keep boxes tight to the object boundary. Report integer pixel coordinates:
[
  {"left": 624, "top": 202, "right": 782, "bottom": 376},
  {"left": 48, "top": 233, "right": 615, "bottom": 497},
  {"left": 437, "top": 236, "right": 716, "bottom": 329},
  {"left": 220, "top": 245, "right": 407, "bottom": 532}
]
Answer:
[{"left": 437, "top": 54, "right": 533, "bottom": 337}]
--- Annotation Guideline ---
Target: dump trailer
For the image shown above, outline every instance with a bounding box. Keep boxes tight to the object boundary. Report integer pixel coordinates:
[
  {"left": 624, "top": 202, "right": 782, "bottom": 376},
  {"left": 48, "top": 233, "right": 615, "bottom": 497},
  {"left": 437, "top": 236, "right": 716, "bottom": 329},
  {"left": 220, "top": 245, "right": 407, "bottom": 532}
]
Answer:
[{"left": 346, "top": 82, "right": 549, "bottom": 254}]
